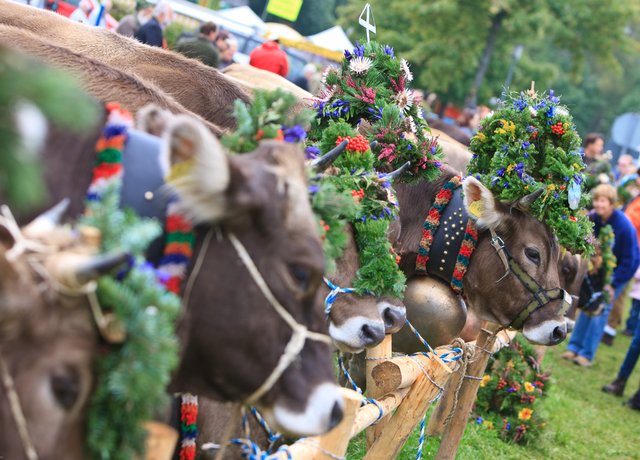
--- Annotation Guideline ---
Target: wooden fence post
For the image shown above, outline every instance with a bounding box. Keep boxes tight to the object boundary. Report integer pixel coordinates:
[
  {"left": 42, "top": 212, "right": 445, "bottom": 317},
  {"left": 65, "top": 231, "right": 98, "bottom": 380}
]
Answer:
[
  {"left": 365, "top": 335, "right": 393, "bottom": 448},
  {"left": 434, "top": 327, "right": 498, "bottom": 460},
  {"left": 425, "top": 362, "right": 464, "bottom": 437}
]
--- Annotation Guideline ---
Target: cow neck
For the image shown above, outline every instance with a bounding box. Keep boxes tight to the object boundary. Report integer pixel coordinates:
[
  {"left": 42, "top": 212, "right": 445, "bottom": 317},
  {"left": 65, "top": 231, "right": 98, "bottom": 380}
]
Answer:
[{"left": 415, "top": 176, "right": 478, "bottom": 294}]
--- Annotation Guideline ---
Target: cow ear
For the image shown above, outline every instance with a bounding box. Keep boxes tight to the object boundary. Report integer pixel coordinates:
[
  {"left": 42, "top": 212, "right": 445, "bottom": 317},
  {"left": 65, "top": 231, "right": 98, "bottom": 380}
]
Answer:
[
  {"left": 162, "top": 115, "right": 231, "bottom": 224},
  {"left": 136, "top": 104, "right": 173, "bottom": 137},
  {"left": 462, "top": 176, "right": 502, "bottom": 229}
]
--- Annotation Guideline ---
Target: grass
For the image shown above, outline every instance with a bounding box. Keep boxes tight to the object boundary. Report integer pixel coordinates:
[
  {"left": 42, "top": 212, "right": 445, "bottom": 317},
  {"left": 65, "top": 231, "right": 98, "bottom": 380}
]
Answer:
[{"left": 346, "top": 318, "right": 640, "bottom": 459}]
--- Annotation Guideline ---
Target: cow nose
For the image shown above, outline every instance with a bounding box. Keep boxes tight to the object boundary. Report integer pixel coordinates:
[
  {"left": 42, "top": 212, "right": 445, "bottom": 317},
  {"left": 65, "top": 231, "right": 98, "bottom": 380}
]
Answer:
[
  {"left": 328, "top": 400, "right": 343, "bottom": 430},
  {"left": 360, "top": 323, "right": 385, "bottom": 346},
  {"left": 382, "top": 306, "right": 407, "bottom": 333},
  {"left": 551, "top": 325, "right": 567, "bottom": 343}
]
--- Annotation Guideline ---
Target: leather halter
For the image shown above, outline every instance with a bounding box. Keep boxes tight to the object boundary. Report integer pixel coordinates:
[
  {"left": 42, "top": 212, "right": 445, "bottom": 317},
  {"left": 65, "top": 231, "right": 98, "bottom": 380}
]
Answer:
[{"left": 489, "top": 228, "right": 572, "bottom": 330}]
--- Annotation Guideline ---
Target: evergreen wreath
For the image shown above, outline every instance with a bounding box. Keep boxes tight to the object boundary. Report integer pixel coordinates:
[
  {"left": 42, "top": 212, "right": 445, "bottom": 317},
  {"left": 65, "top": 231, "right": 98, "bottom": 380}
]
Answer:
[
  {"left": 309, "top": 41, "right": 443, "bottom": 183},
  {"left": 598, "top": 224, "right": 616, "bottom": 303},
  {"left": 475, "top": 335, "right": 551, "bottom": 445},
  {"left": 468, "top": 88, "right": 594, "bottom": 255},
  {"left": 81, "top": 105, "right": 180, "bottom": 460}
]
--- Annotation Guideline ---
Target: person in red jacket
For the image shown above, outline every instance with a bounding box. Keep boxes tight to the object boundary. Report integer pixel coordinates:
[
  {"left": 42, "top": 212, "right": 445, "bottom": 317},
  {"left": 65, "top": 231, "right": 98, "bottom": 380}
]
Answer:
[{"left": 249, "top": 38, "right": 289, "bottom": 78}]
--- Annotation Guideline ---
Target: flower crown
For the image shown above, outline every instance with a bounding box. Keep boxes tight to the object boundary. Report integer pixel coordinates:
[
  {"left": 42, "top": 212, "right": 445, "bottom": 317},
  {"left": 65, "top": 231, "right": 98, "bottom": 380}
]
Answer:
[{"left": 468, "top": 89, "right": 594, "bottom": 255}]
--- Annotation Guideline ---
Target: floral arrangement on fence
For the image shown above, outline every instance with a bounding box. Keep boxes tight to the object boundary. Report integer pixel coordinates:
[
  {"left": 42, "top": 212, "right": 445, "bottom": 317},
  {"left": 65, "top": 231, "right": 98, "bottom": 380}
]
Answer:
[
  {"left": 598, "top": 224, "right": 616, "bottom": 303},
  {"left": 468, "top": 89, "right": 594, "bottom": 255},
  {"left": 81, "top": 105, "right": 180, "bottom": 460},
  {"left": 309, "top": 41, "right": 443, "bottom": 183},
  {"left": 474, "top": 335, "right": 551, "bottom": 444}
]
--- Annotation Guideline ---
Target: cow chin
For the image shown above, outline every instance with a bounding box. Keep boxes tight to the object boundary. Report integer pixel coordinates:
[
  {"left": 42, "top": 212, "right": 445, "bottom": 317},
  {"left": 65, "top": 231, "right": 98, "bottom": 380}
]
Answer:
[
  {"left": 521, "top": 318, "right": 568, "bottom": 345},
  {"left": 261, "top": 382, "right": 344, "bottom": 436}
]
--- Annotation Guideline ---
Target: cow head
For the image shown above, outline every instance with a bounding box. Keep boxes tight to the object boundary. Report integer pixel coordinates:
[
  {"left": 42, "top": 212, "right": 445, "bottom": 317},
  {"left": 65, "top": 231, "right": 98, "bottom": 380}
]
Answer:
[
  {"left": 162, "top": 115, "right": 343, "bottom": 436},
  {"left": 461, "top": 177, "right": 569, "bottom": 345},
  {"left": 0, "top": 207, "right": 126, "bottom": 460}
]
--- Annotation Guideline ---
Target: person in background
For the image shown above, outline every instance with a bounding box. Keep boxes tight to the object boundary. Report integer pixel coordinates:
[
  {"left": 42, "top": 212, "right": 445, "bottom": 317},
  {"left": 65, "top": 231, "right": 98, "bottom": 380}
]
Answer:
[
  {"left": 218, "top": 36, "right": 238, "bottom": 70},
  {"left": 88, "top": 0, "right": 112, "bottom": 28},
  {"left": 616, "top": 154, "right": 637, "bottom": 184},
  {"left": 562, "top": 184, "right": 640, "bottom": 367},
  {"left": 116, "top": 0, "right": 153, "bottom": 38},
  {"left": 175, "top": 21, "right": 219, "bottom": 68},
  {"left": 69, "top": 0, "right": 93, "bottom": 24},
  {"left": 294, "top": 63, "right": 321, "bottom": 94},
  {"left": 583, "top": 132, "right": 605, "bottom": 166},
  {"left": 249, "top": 37, "right": 288, "bottom": 78},
  {"left": 135, "top": 1, "right": 173, "bottom": 48}
]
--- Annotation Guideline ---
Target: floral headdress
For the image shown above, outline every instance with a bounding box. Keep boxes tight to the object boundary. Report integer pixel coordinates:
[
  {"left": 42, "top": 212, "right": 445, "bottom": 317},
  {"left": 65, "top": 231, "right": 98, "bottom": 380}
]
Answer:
[
  {"left": 309, "top": 41, "right": 443, "bottom": 184},
  {"left": 468, "top": 89, "right": 594, "bottom": 255}
]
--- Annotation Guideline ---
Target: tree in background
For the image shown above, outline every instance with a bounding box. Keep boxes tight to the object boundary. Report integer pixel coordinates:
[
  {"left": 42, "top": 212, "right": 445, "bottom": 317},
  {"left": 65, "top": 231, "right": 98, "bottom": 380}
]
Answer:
[
  {"left": 337, "top": 0, "right": 638, "bottom": 136},
  {"left": 249, "top": 0, "right": 338, "bottom": 36}
]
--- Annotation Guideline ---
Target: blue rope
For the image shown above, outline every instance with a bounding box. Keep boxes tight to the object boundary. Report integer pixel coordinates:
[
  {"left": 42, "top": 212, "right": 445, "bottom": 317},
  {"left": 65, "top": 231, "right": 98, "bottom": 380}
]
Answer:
[
  {"left": 416, "top": 412, "right": 427, "bottom": 460},
  {"left": 406, "top": 319, "right": 465, "bottom": 363},
  {"left": 338, "top": 353, "right": 385, "bottom": 423},
  {"left": 324, "top": 278, "right": 355, "bottom": 316},
  {"left": 250, "top": 407, "right": 283, "bottom": 445}
]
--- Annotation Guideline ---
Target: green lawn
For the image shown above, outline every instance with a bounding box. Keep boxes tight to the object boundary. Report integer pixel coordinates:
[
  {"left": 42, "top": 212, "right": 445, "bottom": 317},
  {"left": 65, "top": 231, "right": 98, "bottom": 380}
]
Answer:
[{"left": 346, "top": 328, "right": 640, "bottom": 459}]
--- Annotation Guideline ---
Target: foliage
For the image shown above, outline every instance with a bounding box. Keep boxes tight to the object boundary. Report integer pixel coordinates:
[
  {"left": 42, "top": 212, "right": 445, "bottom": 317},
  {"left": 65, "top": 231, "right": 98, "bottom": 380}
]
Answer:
[
  {"left": 0, "top": 48, "right": 100, "bottom": 211},
  {"left": 336, "top": 0, "right": 638, "bottom": 135},
  {"left": 81, "top": 175, "right": 180, "bottom": 459},
  {"left": 475, "top": 335, "right": 551, "bottom": 445},
  {"left": 312, "top": 121, "right": 405, "bottom": 297},
  {"left": 310, "top": 41, "right": 443, "bottom": 184},
  {"left": 249, "top": 0, "right": 338, "bottom": 36},
  {"left": 109, "top": 0, "right": 133, "bottom": 21},
  {"left": 468, "top": 89, "right": 593, "bottom": 255},
  {"left": 599, "top": 224, "right": 616, "bottom": 302},
  {"left": 165, "top": 22, "right": 196, "bottom": 50}
]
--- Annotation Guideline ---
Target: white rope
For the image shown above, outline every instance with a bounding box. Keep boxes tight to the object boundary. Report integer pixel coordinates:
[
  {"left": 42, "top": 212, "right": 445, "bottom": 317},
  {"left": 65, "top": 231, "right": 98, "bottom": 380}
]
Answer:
[
  {"left": 0, "top": 348, "right": 39, "bottom": 460},
  {"left": 226, "top": 231, "right": 332, "bottom": 405},
  {"left": 0, "top": 205, "right": 52, "bottom": 261}
]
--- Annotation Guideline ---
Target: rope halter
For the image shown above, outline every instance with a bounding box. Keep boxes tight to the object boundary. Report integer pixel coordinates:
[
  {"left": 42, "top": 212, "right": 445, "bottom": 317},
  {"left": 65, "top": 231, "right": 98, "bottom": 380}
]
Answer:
[{"left": 323, "top": 277, "right": 355, "bottom": 317}]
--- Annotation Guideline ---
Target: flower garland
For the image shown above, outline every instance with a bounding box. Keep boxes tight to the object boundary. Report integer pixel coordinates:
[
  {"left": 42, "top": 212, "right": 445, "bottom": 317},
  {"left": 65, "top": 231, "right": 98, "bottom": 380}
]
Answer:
[
  {"left": 598, "top": 224, "right": 616, "bottom": 303},
  {"left": 475, "top": 335, "right": 551, "bottom": 444},
  {"left": 81, "top": 103, "right": 180, "bottom": 460},
  {"left": 157, "top": 200, "right": 194, "bottom": 295},
  {"left": 468, "top": 89, "right": 594, "bottom": 255},
  {"left": 309, "top": 41, "right": 443, "bottom": 183}
]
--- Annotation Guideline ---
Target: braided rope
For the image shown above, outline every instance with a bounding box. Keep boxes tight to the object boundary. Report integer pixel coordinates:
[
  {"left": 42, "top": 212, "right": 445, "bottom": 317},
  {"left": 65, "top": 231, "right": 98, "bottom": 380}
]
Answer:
[
  {"left": 323, "top": 277, "right": 355, "bottom": 316},
  {"left": 337, "top": 353, "right": 385, "bottom": 423}
]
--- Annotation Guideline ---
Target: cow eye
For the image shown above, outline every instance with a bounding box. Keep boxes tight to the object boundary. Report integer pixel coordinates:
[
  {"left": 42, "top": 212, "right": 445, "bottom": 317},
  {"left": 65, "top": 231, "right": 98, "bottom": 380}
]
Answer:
[
  {"left": 50, "top": 367, "right": 81, "bottom": 411},
  {"left": 289, "top": 264, "right": 311, "bottom": 291},
  {"left": 525, "top": 247, "right": 541, "bottom": 265}
]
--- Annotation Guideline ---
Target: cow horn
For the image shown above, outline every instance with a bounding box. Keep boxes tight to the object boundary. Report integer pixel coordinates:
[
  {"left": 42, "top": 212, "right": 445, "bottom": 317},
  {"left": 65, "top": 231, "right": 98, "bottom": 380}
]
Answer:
[
  {"left": 515, "top": 188, "right": 544, "bottom": 211},
  {"left": 22, "top": 199, "right": 70, "bottom": 237},
  {"left": 380, "top": 161, "right": 411, "bottom": 182},
  {"left": 310, "top": 140, "right": 348, "bottom": 171},
  {"left": 74, "top": 251, "right": 130, "bottom": 285}
]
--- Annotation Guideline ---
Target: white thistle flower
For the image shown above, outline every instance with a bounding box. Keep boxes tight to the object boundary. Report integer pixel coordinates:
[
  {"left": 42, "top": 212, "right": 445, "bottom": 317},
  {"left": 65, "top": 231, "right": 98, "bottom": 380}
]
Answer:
[
  {"left": 400, "top": 59, "right": 413, "bottom": 82},
  {"left": 394, "top": 89, "right": 414, "bottom": 113},
  {"left": 407, "top": 116, "right": 417, "bottom": 133},
  {"left": 349, "top": 56, "right": 373, "bottom": 74},
  {"left": 318, "top": 85, "right": 335, "bottom": 102}
]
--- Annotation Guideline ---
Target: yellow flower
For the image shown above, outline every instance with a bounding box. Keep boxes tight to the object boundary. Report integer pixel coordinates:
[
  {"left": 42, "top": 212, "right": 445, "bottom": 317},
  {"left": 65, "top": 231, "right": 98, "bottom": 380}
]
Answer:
[
  {"left": 494, "top": 119, "right": 516, "bottom": 136},
  {"left": 480, "top": 375, "right": 492, "bottom": 387},
  {"left": 518, "top": 408, "right": 533, "bottom": 420},
  {"left": 483, "top": 420, "right": 494, "bottom": 430},
  {"left": 475, "top": 132, "right": 487, "bottom": 142},
  {"left": 524, "top": 382, "right": 535, "bottom": 393}
]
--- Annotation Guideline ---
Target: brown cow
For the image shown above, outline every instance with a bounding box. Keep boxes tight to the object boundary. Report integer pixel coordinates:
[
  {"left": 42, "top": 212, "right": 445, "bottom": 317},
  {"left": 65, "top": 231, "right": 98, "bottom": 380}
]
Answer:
[
  {"left": 0, "top": 0, "right": 250, "bottom": 130},
  {"left": 394, "top": 168, "right": 570, "bottom": 346},
  {"left": 0, "top": 25, "right": 223, "bottom": 136}
]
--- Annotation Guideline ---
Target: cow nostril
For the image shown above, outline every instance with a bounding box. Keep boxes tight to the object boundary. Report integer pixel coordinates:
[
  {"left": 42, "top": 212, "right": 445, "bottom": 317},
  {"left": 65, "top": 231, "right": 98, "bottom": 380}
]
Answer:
[
  {"left": 552, "top": 325, "right": 567, "bottom": 343},
  {"left": 361, "top": 324, "right": 384, "bottom": 345},
  {"left": 329, "top": 401, "right": 343, "bottom": 430},
  {"left": 382, "top": 307, "right": 406, "bottom": 331}
]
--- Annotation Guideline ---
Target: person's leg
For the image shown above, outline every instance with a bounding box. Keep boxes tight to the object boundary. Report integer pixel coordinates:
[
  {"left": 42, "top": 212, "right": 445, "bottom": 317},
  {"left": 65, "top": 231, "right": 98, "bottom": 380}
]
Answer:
[
  {"left": 625, "top": 298, "right": 640, "bottom": 334},
  {"left": 581, "top": 285, "right": 626, "bottom": 361},
  {"left": 567, "top": 311, "right": 592, "bottom": 355},
  {"left": 618, "top": 317, "right": 640, "bottom": 379}
]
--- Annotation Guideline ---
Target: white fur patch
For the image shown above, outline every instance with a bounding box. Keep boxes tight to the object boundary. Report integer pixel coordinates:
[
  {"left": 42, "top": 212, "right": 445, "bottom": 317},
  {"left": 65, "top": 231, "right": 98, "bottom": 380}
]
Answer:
[
  {"left": 271, "top": 382, "right": 344, "bottom": 436},
  {"left": 161, "top": 115, "right": 230, "bottom": 224},
  {"left": 462, "top": 176, "right": 502, "bottom": 230},
  {"left": 522, "top": 319, "right": 567, "bottom": 345},
  {"left": 328, "top": 316, "right": 385, "bottom": 353}
]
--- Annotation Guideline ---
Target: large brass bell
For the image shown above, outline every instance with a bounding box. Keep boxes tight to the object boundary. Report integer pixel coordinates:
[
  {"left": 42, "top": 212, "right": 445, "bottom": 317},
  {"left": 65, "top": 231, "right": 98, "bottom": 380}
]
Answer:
[{"left": 393, "top": 276, "right": 467, "bottom": 354}]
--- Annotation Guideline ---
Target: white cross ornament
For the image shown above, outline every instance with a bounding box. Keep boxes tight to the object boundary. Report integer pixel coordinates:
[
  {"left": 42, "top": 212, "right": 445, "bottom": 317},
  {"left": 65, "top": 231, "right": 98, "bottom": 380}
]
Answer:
[{"left": 358, "top": 3, "right": 376, "bottom": 43}]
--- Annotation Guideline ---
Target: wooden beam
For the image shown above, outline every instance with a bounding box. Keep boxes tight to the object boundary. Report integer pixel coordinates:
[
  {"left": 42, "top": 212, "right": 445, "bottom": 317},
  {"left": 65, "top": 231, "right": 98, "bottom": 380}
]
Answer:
[
  {"left": 351, "top": 386, "right": 410, "bottom": 437},
  {"left": 363, "top": 354, "right": 452, "bottom": 459},
  {"left": 365, "top": 335, "right": 393, "bottom": 448}
]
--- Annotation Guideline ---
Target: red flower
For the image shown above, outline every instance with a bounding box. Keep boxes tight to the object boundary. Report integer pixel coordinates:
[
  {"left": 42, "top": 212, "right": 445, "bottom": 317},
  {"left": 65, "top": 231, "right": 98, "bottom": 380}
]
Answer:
[
  {"left": 551, "top": 122, "right": 565, "bottom": 136},
  {"left": 351, "top": 189, "right": 365, "bottom": 202},
  {"left": 274, "top": 129, "right": 284, "bottom": 141},
  {"left": 255, "top": 129, "right": 265, "bottom": 140},
  {"left": 569, "top": 216, "right": 577, "bottom": 222}
]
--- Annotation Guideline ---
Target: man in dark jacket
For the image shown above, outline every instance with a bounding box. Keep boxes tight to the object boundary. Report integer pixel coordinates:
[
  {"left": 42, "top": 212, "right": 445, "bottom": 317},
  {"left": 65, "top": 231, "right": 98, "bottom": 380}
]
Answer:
[
  {"left": 116, "top": 0, "right": 153, "bottom": 37},
  {"left": 134, "top": 1, "right": 173, "bottom": 47},
  {"left": 175, "top": 21, "right": 219, "bottom": 68}
]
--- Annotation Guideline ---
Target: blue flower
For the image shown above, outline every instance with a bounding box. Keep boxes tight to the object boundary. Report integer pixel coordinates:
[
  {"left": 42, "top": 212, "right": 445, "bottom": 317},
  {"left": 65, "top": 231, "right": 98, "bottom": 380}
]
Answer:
[
  {"left": 502, "top": 144, "right": 509, "bottom": 152},
  {"left": 435, "top": 161, "right": 442, "bottom": 168},
  {"left": 573, "top": 174, "right": 583, "bottom": 185},
  {"left": 526, "top": 125, "right": 535, "bottom": 133},
  {"left": 305, "top": 145, "right": 320, "bottom": 159},
  {"left": 515, "top": 162, "right": 525, "bottom": 179},
  {"left": 367, "top": 106, "right": 384, "bottom": 120},
  {"left": 407, "top": 144, "right": 413, "bottom": 150},
  {"left": 524, "top": 152, "right": 529, "bottom": 158},
  {"left": 282, "top": 125, "right": 307, "bottom": 143},
  {"left": 491, "top": 176, "right": 500, "bottom": 185},
  {"left": 506, "top": 422, "right": 511, "bottom": 430},
  {"left": 513, "top": 98, "right": 527, "bottom": 112},
  {"left": 308, "top": 184, "right": 320, "bottom": 194},
  {"left": 383, "top": 45, "right": 395, "bottom": 58},
  {"left": 553, "top": 192, "right": 560, "bottom": 199},
  {"left": 507, "top": 387, "right": 515, "bottom": 393},
  {"left": 564, "top": 176, "right": 569, "bottom": 181},
  {"left": 534, "top": 99, "right": 547, "bottom": 110},
  {"left": 344, "top": 49, "right": 352, "bottom": 61},
  {"left": 354, "top": 41, "right": 365, "bottom": 58},
  {"left": 521, "top": 141, "right": 530, "bottom": 150},
  {"left": 548, "top": 89, "right": 560, "bottom": 104},
  {"left": 476, "top": 416, "right": 484, "bottom": 424},
  {"left": 497, "top": 167, "right": 506, "bottom": 177},
  {"left": 504, "top": 182, "right": 510, "bottom": 189},
  {"left": 546, "top": 105, "right": 555, "bottom": 118}
]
